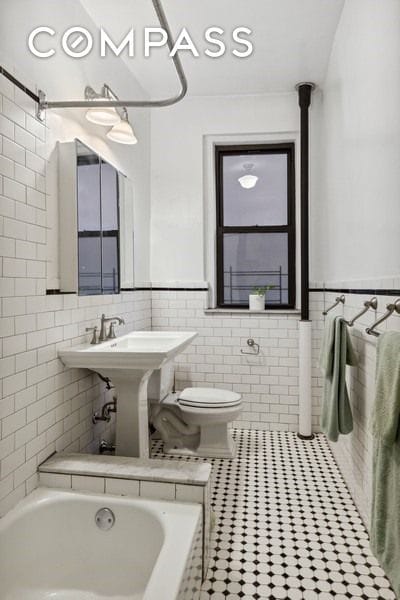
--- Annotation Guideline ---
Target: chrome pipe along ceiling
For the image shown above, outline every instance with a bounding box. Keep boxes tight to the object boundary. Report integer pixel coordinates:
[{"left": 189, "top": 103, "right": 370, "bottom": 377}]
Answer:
[{"left": 37, "top": 0, "right": 188, "bottom": 144}]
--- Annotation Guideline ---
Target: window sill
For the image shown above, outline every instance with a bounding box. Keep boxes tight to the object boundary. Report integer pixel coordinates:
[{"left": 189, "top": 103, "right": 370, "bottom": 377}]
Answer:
[{"left": 204, "top": 308, "right": 301, "bottom": 315}]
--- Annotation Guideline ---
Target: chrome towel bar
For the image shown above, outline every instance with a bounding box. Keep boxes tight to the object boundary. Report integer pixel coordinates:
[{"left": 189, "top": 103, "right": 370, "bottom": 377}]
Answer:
[
  {"left": 322, "top": 295, "right": 345, "bottom": 315},
  {"left": 344, "top": 297, "right": 378, "bottom": 327},
  {"left": 366, "top": 299, "right": 400, "bottom": 337}
]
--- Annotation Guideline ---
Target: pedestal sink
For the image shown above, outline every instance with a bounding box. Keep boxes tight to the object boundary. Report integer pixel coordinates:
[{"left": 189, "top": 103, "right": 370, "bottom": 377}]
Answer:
[{"left": 59, "top": 331, "right": 198, "bottom": 458}]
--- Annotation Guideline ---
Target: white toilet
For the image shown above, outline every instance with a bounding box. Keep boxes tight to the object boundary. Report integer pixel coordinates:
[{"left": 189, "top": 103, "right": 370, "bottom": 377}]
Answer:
[{"left": 148, "top": 364, "right": 242, "bottom": 458}]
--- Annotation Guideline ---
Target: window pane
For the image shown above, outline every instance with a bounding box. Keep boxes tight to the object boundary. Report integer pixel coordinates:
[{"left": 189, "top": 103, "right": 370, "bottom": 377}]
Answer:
[
  {"left": 102, "top": 236, "right": 119, "bottom": 293},
  {"left": 223, "top": 233, "right": 288, "bottom": 305},
  {"left": 222, "top": 153, "right": 288, "bottom": 226},
  {"left": 101, "top": 160, "right": 119, "bottom": 231},
  {"left": 78, "top": 236, "right": 102, "bottom": 295}
]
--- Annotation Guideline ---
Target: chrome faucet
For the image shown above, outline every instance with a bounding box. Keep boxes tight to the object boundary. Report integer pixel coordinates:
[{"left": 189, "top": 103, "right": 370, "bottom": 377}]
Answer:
[
  {"left": 85, "top": 326, "right": 98, "bottom": 345},
  {"left": 98, "top": 314, "right": 125, "bottom": 342}
]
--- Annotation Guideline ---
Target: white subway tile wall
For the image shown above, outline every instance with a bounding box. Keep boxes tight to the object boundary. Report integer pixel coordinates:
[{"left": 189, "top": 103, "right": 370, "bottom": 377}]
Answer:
[
  {"left": 151, "top": 290, "right": 317, "bottom": 431},
  {"left": 311, "top": 284, "right": 400, "bottom": 525},
  {"left": 0, "top": 78, "right": 152, "bottom": 516},
  {"left": 39, "top": 470, "right": 208, "bottom": 507},
  {"left": 2, "top": 71, "right": 398, "bottom": 542},
  {"left": 105, "top": 477, "right": 140, "bottom": 497}
]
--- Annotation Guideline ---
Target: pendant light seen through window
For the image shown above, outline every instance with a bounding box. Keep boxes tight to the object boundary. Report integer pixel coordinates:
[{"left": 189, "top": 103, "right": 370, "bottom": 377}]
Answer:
[{"left": 238, "top": 163, "right": 258, "bottom": 189}]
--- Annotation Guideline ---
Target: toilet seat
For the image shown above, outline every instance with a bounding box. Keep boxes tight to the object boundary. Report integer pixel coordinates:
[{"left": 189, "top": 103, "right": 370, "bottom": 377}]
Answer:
[{"left": 178, "top": 387, "right": 242, "bottom": 409}]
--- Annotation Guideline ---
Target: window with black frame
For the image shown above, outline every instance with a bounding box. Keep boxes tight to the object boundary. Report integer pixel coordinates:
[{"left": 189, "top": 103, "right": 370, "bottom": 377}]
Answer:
[{"left": 215, "top": 144, "right": 295, "bottom": 309}]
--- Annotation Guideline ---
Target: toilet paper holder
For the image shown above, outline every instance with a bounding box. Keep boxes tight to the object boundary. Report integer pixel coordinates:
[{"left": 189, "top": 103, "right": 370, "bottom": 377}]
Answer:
[{"left": 241, "top": 338, "right": 260, "bottom": 355}]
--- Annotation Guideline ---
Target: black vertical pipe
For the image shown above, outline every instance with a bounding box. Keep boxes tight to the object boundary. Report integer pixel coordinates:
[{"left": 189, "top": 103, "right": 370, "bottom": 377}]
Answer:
[{"left": 297, "top": 82, "right": 314, "bottom": 321}]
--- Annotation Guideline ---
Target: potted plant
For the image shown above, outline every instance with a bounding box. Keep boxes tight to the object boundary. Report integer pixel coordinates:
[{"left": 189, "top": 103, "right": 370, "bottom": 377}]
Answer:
[{"left": 249, "top": 285, "right": 275, "bottom": 311}]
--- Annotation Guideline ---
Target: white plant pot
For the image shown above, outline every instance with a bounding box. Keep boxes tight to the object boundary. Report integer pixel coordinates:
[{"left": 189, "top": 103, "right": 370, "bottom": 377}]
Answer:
[{"left": 249, "top": 294, "right": 265, "bottom": 311}]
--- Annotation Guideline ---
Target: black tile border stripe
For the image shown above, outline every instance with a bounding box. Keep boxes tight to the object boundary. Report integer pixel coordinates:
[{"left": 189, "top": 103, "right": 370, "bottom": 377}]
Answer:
[
  {"left": 47, "top": 287, "right": 400, "bottom": 296},
  {"left": 46, "top": 287, "right": 209, "bottom": 294},
  {"left": 310, "top": 287, "right": 400, "bottom": 296},
  {"left": 121, "top": 287, "right": 209, "bottom": 292}
]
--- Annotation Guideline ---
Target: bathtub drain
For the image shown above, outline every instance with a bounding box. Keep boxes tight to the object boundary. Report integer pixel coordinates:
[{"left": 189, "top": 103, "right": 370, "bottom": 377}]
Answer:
[{"left": 95, "top": 507, "right": 115, "bottom": 531}]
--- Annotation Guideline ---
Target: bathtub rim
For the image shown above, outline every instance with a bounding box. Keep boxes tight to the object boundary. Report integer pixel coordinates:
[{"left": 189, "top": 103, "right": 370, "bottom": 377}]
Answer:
[{"left": 0, "top": 486, "right": 202, "bottom": 600}]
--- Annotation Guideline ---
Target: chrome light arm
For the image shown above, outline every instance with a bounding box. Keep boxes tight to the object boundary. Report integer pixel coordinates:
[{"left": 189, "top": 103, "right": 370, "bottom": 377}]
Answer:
[{"left": 37, "top": 0, "right": 187, "bottom": 114}]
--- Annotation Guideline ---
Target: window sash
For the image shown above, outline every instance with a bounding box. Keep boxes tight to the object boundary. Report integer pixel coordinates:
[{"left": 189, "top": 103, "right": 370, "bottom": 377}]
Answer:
[{"left": 215, "top": 144, "right": 296, "bottom": 309}]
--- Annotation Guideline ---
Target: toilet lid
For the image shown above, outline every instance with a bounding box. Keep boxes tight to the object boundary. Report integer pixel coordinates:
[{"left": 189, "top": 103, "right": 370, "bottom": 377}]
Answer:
[{"left": 178, "top": 387, "right": 242, "bottom": 409}]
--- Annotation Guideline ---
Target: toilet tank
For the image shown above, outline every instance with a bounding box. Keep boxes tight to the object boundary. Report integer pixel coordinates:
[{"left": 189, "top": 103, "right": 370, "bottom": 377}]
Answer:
[{"left": 148, "top": 362, "right": 175, "bottom": 401}]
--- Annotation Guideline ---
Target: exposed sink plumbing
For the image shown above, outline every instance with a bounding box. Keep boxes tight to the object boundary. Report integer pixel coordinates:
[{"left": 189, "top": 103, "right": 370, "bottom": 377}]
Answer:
[
  {"left": 99, "top": 440, "right": 115, "bottom": 454},
  {"left": 96, "top": 372, "right": 114, "bottom": 390},
  {"left": 92, "top": 398, "right": 117, "bottom": 424}
]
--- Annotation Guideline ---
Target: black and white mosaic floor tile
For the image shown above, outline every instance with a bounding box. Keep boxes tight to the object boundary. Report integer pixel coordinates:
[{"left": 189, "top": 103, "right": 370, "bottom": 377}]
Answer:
[{"left": 152, "top": 430, "right": 396, "bottom": 600}]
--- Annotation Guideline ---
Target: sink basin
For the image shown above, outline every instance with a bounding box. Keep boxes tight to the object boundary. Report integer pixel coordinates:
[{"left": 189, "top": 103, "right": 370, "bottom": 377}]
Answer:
[
  {"left": 59, "top": 331, "right": 198, "bottom": 371},
  {"left": 59, "top": 331, "right": 198, "bottom": 458}
]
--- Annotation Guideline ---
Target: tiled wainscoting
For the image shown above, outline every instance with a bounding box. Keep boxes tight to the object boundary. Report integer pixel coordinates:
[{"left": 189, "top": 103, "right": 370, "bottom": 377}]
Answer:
[
  {"left": 151, "top": 289, "right": 323, "bottom": 432},
  {"left": 0, "top": 289, "right": 151, "bottom": 516},
  {"left": 150, "top": 284, "right": 400, "bottom": 528},
  {"left": 310, "top": 283, "right": 400, "bottom": 525}
]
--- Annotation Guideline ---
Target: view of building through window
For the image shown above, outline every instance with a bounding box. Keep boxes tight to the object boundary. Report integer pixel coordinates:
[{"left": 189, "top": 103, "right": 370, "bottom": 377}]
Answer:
[{"left": 216, "top": 144, "right": 295, "bottom": 308}]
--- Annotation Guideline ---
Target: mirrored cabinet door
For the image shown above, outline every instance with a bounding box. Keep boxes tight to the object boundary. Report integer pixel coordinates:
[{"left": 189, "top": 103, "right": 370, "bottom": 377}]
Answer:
[
  {"left": 58, "top": 140, "right": 126, "bottom": 295},
  {"left": 100, "top": 159, "right": 120, "bottom": 294},
  {"left": 77, "top": 144, "right": 102, "bottom": 295}
]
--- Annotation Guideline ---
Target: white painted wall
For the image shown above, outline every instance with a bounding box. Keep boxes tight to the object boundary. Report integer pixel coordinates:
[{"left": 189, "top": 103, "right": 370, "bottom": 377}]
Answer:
[
  {"left": 150, "top": 92, "right": 302, "bottom": 284},
  {"left": 311, "top": 0, "right": 400, "bottom": 527},
  {"left": 0, "top": 0, "right": 151, "bottom": 287},
  {"left": 313, "top": 0, "right": 400, "bottom": 284}
]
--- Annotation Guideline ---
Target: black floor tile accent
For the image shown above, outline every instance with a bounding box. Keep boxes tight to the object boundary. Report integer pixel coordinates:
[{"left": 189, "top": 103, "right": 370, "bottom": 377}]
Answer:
[{"left": 152, "top": 430, "right": 395, "bottom": 600}]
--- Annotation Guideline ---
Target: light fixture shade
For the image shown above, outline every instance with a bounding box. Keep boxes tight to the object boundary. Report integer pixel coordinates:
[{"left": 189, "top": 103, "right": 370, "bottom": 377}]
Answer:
[
  {"left": 238, "top": 174, "right": 258, "bottom": 189},
  {"left": 85, "top": 106, "right": 120, "bottom": 126},
  {"left": 106, "top": 119, "right": 138, "bottom": 145}
]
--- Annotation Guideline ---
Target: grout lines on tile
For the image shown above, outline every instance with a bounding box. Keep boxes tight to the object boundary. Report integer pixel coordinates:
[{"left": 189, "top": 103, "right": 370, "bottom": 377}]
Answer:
[{"left": 152, "top": 430, "right": 395, "bottom": 600}]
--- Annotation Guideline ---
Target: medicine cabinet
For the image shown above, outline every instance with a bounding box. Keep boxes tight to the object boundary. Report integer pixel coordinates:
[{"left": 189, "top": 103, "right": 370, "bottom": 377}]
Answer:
[{"left": 58, "top": 140, "right": 134, "bottom": 295}]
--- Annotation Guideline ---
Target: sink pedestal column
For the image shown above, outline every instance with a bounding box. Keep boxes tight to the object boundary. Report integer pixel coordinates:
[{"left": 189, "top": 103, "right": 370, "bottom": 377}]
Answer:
[{"left": 102, "top": 369, "right": 152, "bottom": 458}]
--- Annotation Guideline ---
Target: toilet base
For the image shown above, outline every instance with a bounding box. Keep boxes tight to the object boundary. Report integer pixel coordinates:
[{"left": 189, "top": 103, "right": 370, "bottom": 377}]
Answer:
[
  {"left": 163, "top": 426, "right": 236, "bottom": 459},
  {"left": 196, "top": 424, "right": 237, "bottom": 458}
]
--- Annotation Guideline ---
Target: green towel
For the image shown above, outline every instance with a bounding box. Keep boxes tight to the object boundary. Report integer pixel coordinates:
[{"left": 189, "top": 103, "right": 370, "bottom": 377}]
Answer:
[
  {"left": 370, "top": 331, "right": 400, "bottom": 599},
  {"left": 319, "top": 315, "right": 358, "bottom": 442}
]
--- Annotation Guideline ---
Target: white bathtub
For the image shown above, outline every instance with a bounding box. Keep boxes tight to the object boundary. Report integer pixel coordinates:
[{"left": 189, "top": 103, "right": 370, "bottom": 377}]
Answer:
[{"left": 0, "top": 487, "right": 203, "bottom": 600}]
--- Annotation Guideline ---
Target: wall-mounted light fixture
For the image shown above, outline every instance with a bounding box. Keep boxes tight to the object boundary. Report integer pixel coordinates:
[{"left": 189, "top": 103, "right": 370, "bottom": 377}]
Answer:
[
  {"left": 107, "top": 109, "right": 137, "bottom": 145},
  {"left": 84, "top": 85, "right": 138, "bottom": 145},
  {"left": 238, "top": 163, "right": 258, "bottom": 189}
]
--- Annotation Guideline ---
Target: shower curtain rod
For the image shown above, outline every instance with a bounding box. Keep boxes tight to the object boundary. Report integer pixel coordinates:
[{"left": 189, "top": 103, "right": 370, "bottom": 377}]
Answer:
[
  {"left": 0, "top": 65, "right": 41, "bottom": 104},
  {"left": 38, "top": 0, "right": 188, "bottom": 114}
]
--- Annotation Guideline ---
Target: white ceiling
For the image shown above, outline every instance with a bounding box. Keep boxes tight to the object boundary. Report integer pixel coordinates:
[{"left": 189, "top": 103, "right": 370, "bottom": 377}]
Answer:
[{"left": 80, "top": 0, "right": 344, "bottom": 97}]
